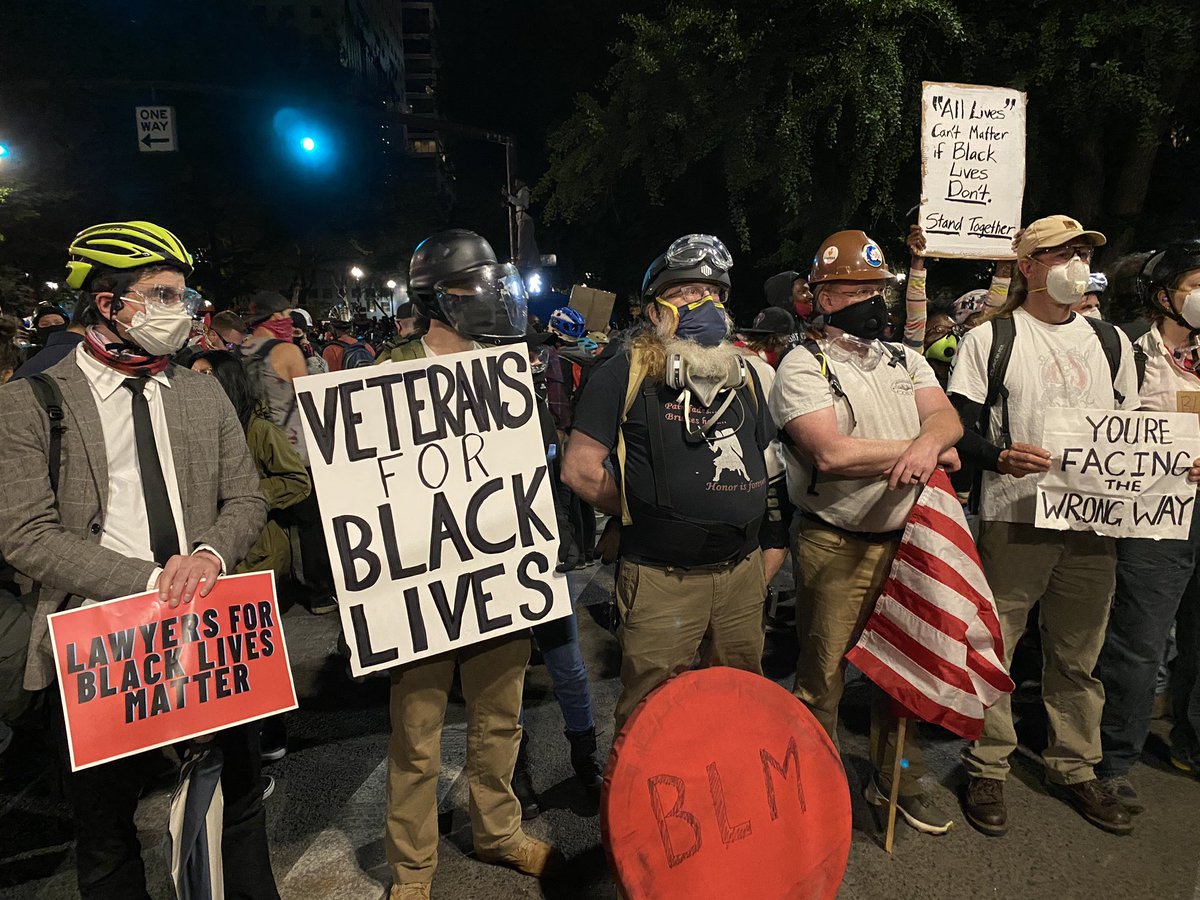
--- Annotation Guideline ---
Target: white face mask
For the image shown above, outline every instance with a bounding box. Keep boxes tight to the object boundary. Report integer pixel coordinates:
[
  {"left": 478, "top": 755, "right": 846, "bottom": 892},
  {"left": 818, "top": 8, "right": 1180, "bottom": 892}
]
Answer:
[
  {"left": 1080, "top": 307, "right": 1103, "bottom": 319},
  {"left": 1043, "top": 257, "right": 1091, "bottom": 306},
  {"left": 122, "top": 298, "right": 193, "bottom": 356},
  {"left": 1176, "top": 288, "right": 1200, "bottom": 329}
]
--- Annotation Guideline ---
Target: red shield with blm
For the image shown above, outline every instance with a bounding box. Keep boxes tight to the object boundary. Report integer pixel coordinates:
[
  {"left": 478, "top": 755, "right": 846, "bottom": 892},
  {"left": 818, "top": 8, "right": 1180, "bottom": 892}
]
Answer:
[{"left": 602, "top": 667, "right": 851, "bottom": 900}]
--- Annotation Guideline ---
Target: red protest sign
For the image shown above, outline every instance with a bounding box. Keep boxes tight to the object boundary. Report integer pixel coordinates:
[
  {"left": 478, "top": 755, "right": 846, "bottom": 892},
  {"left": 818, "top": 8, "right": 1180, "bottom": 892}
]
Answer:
[
  {"left": 602, "top": 668, "right": 851, "bottom": 900},
  {"left": 47, "top": 571, "right": 298, "bottom": 771}
]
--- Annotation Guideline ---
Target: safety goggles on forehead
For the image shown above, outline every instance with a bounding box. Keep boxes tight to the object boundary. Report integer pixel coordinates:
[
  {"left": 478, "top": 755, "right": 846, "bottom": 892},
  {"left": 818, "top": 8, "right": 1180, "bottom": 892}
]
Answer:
[
  {"left": 666, "top": 234, "right": 734, "bottom": 272},
  {"left": 123, "top": 285, "right": 203, "bottom": 315}
]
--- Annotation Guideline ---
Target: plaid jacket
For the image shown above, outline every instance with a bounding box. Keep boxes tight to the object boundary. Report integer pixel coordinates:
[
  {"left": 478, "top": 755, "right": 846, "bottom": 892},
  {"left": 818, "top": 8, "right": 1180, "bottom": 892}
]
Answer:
[{"left": 0, "top": 352, "right": 268, "bottom": 691}]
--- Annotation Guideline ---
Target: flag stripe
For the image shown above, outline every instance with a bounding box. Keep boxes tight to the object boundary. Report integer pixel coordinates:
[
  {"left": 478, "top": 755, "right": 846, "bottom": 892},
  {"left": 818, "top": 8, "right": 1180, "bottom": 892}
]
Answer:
[{"left": 846, "top": 469, "right": 1013, "bottom": 740}]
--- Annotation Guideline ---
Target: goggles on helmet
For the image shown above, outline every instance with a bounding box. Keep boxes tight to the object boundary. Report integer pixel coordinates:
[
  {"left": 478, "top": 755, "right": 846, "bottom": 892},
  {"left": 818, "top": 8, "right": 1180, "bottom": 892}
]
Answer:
[
  {"left": 666, "top": 234, "right": 734, "bottom": 272},
  {"left": 433, "top": 262, "right": 529, "bottom": 342}
]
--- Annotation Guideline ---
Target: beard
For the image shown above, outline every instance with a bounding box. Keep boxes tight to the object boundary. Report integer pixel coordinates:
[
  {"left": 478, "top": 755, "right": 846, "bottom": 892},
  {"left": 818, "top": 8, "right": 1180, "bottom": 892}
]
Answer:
[{"left": 660, "top": 333, "right": 739, "bottom": 379}]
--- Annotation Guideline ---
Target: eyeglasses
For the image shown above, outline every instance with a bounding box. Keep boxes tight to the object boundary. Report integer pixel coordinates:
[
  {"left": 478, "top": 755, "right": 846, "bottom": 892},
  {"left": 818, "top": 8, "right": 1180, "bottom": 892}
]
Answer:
[
  {"left": 823, "top": 284, "right": 883, "bottom": 302},
  {"left": 123, "top": 285, "right": 203, "bottom": 315},
  {"left": 659, "top": 284, "right": 726, "bottom": 305},
  {"left": 1035, "top": 244, "right": 1094, "bottom": 264}
]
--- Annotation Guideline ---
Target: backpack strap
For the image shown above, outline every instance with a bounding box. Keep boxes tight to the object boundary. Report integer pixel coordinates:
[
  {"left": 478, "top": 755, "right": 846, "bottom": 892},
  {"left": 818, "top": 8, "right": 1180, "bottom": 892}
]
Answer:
[
  {"left": 982, "top": 316, "right": 1016, "bottom": 448},
  {"left": 1082, "top": 316, "right": 1125, "bottom": 406},
  {"left": 1133, "top": 344, "right": 1148, "bottom": 393},
  {"left": 27, "top": 374, "right": 66, "bottom": 497},
  {"left": 616, "top": 347, "right": 652, "bottom": 526}
]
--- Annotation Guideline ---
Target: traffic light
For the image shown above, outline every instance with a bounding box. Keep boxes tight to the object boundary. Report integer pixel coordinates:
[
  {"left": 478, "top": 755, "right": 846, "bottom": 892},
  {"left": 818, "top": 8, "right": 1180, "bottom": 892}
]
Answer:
[
  {"left": 0, "top": 144, "right": 10, "bottom": 160},
  {"left": 273, "top": 108, "right": 334, "bottom": 173}
]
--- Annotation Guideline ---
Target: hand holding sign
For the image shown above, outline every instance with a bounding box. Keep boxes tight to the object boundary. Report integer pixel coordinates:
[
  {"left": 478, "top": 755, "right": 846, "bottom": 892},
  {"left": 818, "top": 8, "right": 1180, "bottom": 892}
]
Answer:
[
  {"left": 156, "top": 550, "right": 222, "bottom": 608},
  {"left": 998, "top": 442, "right": 1052, "bottom": 478}
]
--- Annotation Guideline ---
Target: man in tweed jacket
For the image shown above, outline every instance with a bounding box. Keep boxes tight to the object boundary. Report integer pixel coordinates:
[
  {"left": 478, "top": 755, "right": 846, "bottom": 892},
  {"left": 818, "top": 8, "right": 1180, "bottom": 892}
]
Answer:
[{"left": 0, "top": 220, "right": 276, "bottom": 900}]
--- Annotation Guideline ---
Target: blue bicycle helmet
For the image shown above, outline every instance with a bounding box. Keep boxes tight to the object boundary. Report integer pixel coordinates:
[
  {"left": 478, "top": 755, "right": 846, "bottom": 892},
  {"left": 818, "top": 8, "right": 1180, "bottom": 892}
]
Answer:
[{"left": 548, "top": 306, "right": 587, "bottom": 341}]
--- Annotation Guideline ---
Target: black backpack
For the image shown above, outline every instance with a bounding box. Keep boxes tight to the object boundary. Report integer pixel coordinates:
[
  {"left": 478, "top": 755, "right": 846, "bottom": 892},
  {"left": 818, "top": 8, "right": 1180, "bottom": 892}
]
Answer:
[
  {"left": 977, "top": 314, "right": 1140, "bottom": 449},
  {"left": 340, "top": 339, "right": 374, "bottom": 370}
]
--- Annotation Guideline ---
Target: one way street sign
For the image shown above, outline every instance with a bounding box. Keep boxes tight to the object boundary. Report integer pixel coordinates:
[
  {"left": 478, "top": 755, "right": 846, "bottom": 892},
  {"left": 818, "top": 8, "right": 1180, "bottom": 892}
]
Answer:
[{"left": 135, "top": 106, "right": 178, "bottom": 153}]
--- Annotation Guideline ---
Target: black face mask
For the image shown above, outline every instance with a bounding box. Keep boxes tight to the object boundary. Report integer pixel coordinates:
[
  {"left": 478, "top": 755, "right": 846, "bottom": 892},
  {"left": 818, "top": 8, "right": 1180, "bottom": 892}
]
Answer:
[
  {"left": 825, "top": 294, "right": 888, "bottom": 341},
  {"left": 37, "top": 323, "right": 68, "bottom": 343}
]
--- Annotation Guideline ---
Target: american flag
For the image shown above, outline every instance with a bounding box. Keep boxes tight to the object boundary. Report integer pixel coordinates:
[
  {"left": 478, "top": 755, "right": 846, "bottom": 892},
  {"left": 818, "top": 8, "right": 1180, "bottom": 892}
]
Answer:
[{"left": 846, "top": 469, "right": 1014, "bottom": 740}]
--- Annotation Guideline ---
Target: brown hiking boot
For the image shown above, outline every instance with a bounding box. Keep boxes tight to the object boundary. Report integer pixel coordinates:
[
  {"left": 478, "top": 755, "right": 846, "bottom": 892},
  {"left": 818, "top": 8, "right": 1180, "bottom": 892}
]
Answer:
[
  {"left": 962, "top": 777, "right": 1008, "bottom": 836},
  {"left": 1047, "top": 779, "right": 1133, "bottom": 835},
  {"left": 386, "top": 884, "right": 431, "bottom": 900},
  {"left": 478, "top": 836, "right": 563, "bottom": 878}
]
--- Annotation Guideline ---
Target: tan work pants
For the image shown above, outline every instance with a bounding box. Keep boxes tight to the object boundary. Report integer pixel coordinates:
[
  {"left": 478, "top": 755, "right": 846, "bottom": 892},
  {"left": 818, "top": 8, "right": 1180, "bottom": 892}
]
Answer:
[
  {"left": 613, "top": 549, "right": 766, "bottom": 732},
  {"left": 792, "top": 521, "right": 924, "bottom": 795},
  {"left": 963, "top": 521, "right": 1115, "bottom": 784},
  {"left": 385, "top": 634, "right": 530, "bottom": 885}
]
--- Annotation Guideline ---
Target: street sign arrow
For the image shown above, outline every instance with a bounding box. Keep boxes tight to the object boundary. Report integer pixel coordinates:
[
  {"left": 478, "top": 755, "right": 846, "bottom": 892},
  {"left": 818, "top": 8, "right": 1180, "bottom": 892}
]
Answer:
[{"left": 141, "top": 133, "right": 172, "bottom": 149}]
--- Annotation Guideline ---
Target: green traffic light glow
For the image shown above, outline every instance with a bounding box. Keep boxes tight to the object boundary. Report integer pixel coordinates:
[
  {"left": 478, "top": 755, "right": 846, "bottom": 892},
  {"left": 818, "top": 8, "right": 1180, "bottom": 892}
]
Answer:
[
  {"left": 0, "top": 145, "right": 9, "bottom": 158},
  {"left": 301, "top": 136, "right": 316, "bottom": 152}
]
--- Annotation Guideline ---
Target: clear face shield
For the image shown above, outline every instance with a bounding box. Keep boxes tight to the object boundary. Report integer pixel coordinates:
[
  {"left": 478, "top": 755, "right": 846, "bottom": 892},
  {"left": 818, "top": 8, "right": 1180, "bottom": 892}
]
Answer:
[{"left": 433, "top": 263, "right": 529, "bottom": 342}]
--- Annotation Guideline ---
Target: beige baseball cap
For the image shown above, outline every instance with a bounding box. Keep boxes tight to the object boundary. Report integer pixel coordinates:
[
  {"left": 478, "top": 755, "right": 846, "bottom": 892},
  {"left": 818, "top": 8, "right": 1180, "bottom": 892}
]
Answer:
[{"left": 1014, "top": 215, "right": 1107, "bottom": 259}]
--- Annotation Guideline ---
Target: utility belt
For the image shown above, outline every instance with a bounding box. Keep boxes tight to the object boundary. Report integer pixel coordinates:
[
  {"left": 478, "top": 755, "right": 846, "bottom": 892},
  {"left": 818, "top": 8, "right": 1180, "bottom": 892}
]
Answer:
[
  {"left": 800, "top": 511, "right": 903, "bottom": 545},
  {"left": 621, "top": 497, "right": 762, "bottom": 569}
]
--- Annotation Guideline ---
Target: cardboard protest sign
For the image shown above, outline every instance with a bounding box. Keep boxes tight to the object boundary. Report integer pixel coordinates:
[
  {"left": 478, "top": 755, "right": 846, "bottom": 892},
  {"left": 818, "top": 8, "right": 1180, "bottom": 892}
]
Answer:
[
  {"left": 47, "top": 572, "right": 297, "bottom": 771},
  {"left": 569, "top": 285, "right": 617, "bottom": 332},
  {"left": 1036, "top": 408, "right": 1200, "bottom": 540},
  {"left": 295, "top": 345, "right": 571, "bottom": 677},
  {"left": 918, "top": 81, "right": 1027, "bottom": 259},
  {"left": 603, "top": 669, "right": 850, "bottom": 900}
]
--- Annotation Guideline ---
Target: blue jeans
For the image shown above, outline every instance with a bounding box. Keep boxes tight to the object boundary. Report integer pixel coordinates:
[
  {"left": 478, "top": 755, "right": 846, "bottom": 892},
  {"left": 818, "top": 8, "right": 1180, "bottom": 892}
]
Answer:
[
  {"left": 532, "top": 611, "right": 594, "bottom": 733},
  {"left": 1098, "top": 512, "right": 1200, "bottom": 776}
]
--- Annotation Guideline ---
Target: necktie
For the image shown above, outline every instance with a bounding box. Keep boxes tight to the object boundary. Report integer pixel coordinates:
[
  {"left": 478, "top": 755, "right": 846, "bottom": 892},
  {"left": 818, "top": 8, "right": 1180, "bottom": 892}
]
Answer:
[{"left": 124, "top": 378, "right": 181, "bottom": 565}]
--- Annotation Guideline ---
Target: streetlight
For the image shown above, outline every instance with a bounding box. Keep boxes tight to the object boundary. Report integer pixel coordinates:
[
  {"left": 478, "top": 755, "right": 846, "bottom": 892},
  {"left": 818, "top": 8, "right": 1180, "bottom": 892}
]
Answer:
[
  {"left": 386, "top": 279, "right": 397, "bottom": 290},
  {"left": 45, "top": 281, "right": 59, "bottom": 291},
  {"left": 350, "top": 266, "right": 365, "bottom": 280}
]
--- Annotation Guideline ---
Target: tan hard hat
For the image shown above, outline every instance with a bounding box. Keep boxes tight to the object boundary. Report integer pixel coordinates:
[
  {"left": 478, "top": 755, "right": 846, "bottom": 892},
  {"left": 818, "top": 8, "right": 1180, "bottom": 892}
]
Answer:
[{"left": 808, "top": 230, "right": 893, "bottom": 284}]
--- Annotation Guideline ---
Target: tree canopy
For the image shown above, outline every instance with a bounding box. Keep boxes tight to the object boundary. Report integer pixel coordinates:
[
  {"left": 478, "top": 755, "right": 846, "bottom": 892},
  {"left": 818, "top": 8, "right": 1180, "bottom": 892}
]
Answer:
[{"left": 542, "top": 0, "right": 1200, "bottom": 291}]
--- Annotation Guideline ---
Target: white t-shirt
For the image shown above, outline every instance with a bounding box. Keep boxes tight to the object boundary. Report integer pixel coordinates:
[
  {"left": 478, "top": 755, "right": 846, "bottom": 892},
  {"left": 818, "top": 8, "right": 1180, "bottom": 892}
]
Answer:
[
  {"left": 948, "top": 306, "right": 1139, "bottom": 523},
  {"left": 770, "top": 340, "right": 941, "bottom": 533},
  {"left": 1136, "top": 324, "right": 1200, "bottom": 413}
]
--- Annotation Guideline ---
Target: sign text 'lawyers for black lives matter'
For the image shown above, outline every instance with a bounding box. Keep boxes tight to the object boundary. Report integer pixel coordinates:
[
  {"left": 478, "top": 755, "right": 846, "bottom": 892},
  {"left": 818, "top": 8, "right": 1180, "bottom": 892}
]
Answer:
[
  {"left": 295, "top": 345, "right": 571, "bottom": 676},
  {"left": 1036, "top": 408, "right": 1200, "bottom": 541}
]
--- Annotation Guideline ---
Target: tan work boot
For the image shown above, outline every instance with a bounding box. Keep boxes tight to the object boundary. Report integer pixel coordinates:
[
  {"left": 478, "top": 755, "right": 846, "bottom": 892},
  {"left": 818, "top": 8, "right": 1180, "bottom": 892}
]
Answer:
[
  {"left": 387, "top": 883, "right": 431, "bottom": 900},
  {"left": 478, "top": 836, "right": 562, "bottom": 877}
]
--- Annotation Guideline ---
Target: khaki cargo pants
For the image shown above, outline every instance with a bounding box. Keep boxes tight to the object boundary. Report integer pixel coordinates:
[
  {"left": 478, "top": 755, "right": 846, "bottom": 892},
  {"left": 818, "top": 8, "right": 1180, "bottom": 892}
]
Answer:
[
  {"left": 613, "top": 549, "right": 766, "bottom": 732},
  {"left": 963, "top": 521, "right": 1116, "bottom": 785},
  {"left": 792, "top": 521, "right": 924, "bottom": 796},
  {"left": 385, "top": 634, "right": 530, "bottom": 885}
]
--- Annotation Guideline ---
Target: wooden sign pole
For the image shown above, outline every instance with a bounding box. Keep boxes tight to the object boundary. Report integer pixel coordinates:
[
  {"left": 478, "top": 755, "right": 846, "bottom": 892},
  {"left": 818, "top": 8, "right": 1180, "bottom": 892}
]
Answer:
[{"left": 884, "top": 717, "right": 908, "bottom": 855}]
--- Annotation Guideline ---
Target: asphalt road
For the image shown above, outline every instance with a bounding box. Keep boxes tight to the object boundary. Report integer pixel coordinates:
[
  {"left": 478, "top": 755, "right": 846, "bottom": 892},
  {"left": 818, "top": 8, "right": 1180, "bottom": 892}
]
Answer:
[{"left": 3, "top": 562, "right": 1199, "bottom": 899}]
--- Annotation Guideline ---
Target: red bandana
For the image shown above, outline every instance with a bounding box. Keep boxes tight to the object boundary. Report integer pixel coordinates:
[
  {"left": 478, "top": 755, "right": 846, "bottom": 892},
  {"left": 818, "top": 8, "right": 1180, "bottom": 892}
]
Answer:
[{"left": 83, "top": 327, "right": 170, "bottom": 377}]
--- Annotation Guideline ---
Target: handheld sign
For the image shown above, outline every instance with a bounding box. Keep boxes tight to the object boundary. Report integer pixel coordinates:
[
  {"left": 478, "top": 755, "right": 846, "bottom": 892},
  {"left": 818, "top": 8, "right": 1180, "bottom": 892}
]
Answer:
[
  {"left": 918, "top": 81, "right": 1026, "bottom": 259},
  {"left": 47, "top": 572, "right": 297, "bottom": 771},
  {"left": 295, "top": 345, "right": 571, "bottom": 677},
  {"left": 1036, "top": 408, "right": 1200, "bottom": 540},
  {"left": 603, "top": 668, "right": 851, "bottom": 900}
]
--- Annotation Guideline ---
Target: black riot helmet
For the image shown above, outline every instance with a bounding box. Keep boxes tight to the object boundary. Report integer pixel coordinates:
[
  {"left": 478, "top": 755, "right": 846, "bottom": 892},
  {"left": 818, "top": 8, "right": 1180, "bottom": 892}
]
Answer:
[
  {"left": 408, "top": 228, "right": 529, "bottom": 341},
  {"left": 408, "top": 229, "right": 499, "bottom": 321},
  {"left": 641, "top": 233, "right": 734, "bottom": 301}
]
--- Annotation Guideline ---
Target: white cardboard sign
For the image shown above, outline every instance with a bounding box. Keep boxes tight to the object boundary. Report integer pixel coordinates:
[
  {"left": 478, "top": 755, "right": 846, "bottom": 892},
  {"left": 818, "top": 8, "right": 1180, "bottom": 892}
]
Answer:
[
  {"left": 1036, "top": 408, "right": 1200, "bottom": 540},
  {"left": 295, "top": 345, "right": 571, "bottom": 675},
  {"left": 918, "top": 82, "right": 1026, "bottom": 259}
]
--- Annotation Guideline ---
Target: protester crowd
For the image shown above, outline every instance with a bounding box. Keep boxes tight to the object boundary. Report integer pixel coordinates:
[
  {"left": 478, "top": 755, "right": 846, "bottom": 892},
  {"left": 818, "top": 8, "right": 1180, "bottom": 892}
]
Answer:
[{"left": 0, "top": 212, "right": 1198, "bottom": 899}]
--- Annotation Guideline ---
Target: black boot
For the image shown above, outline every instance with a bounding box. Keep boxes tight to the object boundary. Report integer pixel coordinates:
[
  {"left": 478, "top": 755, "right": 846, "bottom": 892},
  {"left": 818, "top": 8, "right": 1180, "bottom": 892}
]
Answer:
[
  {"left": 512, "top": 733, "right": 541, "bottom": 820},
  {"left": 566, "top": 727, "right": 603, "bottom": 790}
]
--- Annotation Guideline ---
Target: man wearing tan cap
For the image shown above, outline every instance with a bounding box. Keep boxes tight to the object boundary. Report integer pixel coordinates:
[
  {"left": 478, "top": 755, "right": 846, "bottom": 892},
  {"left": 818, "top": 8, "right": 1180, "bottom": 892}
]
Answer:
[{"left": 947, "top": 215, "right": 1140, "bottom": 836}]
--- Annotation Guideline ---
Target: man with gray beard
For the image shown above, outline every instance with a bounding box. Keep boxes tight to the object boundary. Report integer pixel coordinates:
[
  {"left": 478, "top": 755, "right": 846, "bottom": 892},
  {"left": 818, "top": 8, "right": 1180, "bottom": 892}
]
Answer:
[{"left": 563, "top": 234, "right": 789, "bottom": 731}]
